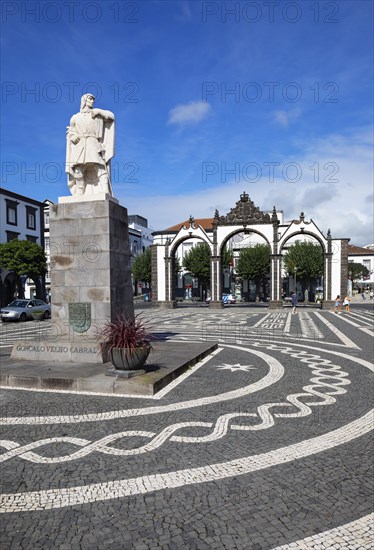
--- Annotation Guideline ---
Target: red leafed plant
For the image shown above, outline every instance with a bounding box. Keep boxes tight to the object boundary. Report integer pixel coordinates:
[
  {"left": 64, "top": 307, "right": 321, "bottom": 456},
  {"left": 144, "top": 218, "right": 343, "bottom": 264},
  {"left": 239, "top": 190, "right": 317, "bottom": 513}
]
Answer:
[{"left": 97, "top": 314, "right": 154, "bottom": 353}]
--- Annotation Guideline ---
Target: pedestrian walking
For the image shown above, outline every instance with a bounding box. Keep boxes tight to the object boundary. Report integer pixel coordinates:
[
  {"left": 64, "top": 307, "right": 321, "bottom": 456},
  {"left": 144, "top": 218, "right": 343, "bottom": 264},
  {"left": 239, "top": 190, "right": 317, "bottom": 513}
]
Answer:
[
  {"left": 334, "top": 295, "right": 342, "bottom": 314},
  {"left": 370, "top": 290, "right": 373, "bottom": 300},
  {"left": 291, "top": 292, "right": 298, "bottom": 314},
  {"left": 343, "top": 295, "right": 350, "bottom": 312},
  {"left": 362, "top": 291, "right": 366, "bottom": 300}
]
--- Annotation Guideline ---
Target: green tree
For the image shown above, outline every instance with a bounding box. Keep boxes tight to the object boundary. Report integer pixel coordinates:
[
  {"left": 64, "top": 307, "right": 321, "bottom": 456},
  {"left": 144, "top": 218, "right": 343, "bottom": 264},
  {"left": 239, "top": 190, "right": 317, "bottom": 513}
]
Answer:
[
  {"left": 236, "top": 244, "right": 271, "bottom": 297},
  {"left": 183, "top": 242, "right": 211, "bottom": 286},
  {"left": 222, "top": 246, "right": 234, "bottom": 269},
  {"left": 182, "top": 243, "right": 232, "bottom": 279},
  {"left": 348, "top": 262, "right": 370, "bottom": 281},
  {"left": 283, "top": 241, "right": 323, "bottom": 288},
  {"left": 0, "top": 240, "right": 47, "bottom": 299},
  {"left": 174, "top": 255, "right": 182, "bottom": 277},
  {"left": 132, "top": 248, "right": 152, "bottom": 285}
]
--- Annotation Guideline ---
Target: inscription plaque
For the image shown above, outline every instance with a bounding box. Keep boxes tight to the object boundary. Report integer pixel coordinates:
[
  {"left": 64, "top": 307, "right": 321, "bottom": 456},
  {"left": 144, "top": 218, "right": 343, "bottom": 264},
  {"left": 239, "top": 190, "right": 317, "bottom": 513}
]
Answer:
[{"left": 69, "top": 302, "right": 91, "bottom": 333}]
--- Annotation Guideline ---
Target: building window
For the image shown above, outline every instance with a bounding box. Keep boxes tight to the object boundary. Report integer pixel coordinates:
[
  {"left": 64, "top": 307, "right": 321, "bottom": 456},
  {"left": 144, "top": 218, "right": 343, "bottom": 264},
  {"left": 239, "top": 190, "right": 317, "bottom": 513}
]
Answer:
[
  {"left": 363, "top": 259, "right": 371, "bottom": 271},
  {"left": 26, "top": 206, "right": 37, "bottom": 230},
  {"left": 26, "top": 235, "right": 38, "bottom": 243},
  {"left": 44, "top": 210, "right": 50, "bottom": 227},
  {"left": 45, "top": 237, "right": 50, "bottom": 251},
  {"left": 6, "top": 230, "right": 19, "bottom": 242},
  {"left": 5, "top": 199, "right": 18, "bottom": 225}
]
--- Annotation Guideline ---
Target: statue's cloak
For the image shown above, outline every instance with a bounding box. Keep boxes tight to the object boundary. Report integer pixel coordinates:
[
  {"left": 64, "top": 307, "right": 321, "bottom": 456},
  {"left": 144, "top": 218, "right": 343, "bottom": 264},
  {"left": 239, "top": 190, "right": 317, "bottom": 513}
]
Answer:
[{"left": 66, "top": 109, "right": 115, "bottom": 193}]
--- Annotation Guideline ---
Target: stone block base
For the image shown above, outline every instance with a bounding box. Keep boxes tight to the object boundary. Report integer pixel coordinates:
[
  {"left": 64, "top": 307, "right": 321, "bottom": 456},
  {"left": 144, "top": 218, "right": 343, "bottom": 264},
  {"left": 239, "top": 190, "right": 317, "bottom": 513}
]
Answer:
[
  {"left": 11, "top": 339, "right": 102, "bottom": 364},
  {"left": 209, "top": 301, "right": 224, "bottom": 308},
  {"left": 105, "top": 367, "right": 146, "bottom": 378},
  {"left": 269, "top": 300, "right": 283, "bottom": 309},
  {"left": 321, "top": 300, "right": 335, "bottom": 310},
  {"left": 152, "top": 301, "right": 178, "bottom": 308},
  {"left": 50, "top": 198, "right": 134, "bottom": 339}
]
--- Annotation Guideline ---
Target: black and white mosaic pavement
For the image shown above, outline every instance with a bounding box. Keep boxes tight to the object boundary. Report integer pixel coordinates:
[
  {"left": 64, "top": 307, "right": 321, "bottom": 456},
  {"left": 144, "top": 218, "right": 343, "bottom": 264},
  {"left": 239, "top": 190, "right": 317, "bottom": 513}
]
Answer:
[{"left": 0, "top": 305, "right": 373, "bottom": 549}]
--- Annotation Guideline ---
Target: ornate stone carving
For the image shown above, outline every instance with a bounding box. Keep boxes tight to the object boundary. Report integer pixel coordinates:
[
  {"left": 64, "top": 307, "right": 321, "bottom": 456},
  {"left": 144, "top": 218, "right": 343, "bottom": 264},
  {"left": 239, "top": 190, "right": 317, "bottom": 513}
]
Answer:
[
  {"left": 68, "top": 303, "right": 91, "bottom": 333},
  {"left": 216, "top": 192, "right": 271, "bottom": 226}
]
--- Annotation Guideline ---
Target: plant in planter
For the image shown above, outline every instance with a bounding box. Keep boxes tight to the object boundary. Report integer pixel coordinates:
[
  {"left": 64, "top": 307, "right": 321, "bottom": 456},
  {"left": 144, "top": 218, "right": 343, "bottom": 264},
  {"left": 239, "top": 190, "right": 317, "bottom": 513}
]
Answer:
[{"left": 97, "top": 314, "right": 154, "bottom": 371}]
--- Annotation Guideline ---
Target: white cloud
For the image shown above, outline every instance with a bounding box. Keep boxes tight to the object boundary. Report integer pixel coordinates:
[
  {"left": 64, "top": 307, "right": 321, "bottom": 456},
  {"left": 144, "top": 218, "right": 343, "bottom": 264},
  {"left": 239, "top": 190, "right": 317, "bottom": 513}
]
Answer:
[
  {"left": 175, "top": 0, "right": 193, "bottom": 21},
  {"left": 272, "top": 108, "right": 301, "bottom": 127},
  {"left": 119, "top": 128, "right": 373, "bottom": 246},
  {"left": 167, "top": 101, "right": 211, "bottom": 127}
]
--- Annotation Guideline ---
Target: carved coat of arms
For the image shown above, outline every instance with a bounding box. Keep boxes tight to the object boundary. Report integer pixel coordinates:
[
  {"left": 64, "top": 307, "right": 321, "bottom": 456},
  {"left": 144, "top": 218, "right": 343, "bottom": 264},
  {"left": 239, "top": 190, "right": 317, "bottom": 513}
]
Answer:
[{"left": 68, "top": 303, "right": 91, "bottom": 333}]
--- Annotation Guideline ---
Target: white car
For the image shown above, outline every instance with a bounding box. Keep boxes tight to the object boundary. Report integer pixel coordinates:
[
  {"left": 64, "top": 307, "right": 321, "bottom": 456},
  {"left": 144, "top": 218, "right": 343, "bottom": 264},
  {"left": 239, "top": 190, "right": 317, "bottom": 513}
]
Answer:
[
  {"left": 222, "top": 293, "right": 236, "bottom": 304},
  {"left": 0, "top": 299, "right": 51, "bottom": 322}
]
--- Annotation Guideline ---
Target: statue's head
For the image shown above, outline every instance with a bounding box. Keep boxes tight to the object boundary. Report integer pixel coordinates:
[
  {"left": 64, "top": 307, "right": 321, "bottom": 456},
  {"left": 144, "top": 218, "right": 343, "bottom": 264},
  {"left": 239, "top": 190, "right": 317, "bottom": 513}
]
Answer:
[{"left": 80, "top": 94, "right": 95, "bottom": 111}]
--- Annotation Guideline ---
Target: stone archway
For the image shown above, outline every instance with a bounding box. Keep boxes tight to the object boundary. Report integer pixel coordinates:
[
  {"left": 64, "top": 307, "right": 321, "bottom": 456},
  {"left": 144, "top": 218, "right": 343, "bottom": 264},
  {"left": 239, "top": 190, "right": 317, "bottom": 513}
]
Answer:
[
  {"left": 209, "top": 192, "right": 279, "bottom": 307},
  {"left": 216, "top": 221, "right": 273, "bottom": 305},
  {"left": 279, "top": 231, "right": 326, "bottom": 305},
  {"left": 151, "top": 193, "right": 346, "bottom": 309},
  {"left": 151, "top": 217, "right": 213, "bottom": 307},
  {"left": 0, "top": 270, "right": 20, "bottom": 307}
]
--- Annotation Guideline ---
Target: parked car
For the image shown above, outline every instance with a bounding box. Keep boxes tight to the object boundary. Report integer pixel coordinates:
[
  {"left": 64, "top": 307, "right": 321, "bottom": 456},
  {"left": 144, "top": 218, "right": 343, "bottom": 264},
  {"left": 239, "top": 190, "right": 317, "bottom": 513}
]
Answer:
[
  {"left": 222, "top": 293, "right": 236, "bottom": 304},
  {"left": 0, "top": 299, "right": 51, "bottom": 322}
]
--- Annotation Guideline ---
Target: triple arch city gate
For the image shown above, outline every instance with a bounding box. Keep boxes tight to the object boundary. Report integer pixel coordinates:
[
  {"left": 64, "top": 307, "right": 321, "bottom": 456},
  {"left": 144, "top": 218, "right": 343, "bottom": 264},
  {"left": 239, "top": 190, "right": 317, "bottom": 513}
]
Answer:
[{"left": 151, "top": 192, "right": 348, "bottom": 310}]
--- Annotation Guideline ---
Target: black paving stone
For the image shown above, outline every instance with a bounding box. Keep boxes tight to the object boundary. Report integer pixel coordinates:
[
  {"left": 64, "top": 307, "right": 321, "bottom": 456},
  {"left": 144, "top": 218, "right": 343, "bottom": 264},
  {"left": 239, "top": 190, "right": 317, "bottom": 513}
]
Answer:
[{"left": 0, "top": 307, "right": 373, "bottom": 549}]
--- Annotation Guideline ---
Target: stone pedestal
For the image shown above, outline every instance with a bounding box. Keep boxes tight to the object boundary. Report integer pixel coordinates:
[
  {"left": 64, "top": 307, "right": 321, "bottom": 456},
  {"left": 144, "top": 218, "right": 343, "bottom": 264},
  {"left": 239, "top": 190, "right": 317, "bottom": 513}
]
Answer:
[
  {"left": 209, "top": 300, "right": 224, "bottom": 309},
  {"left": 152, "top": 301, "right": 178, "bottom": 309},
  {"left": 321, "top": 300, "right": 334, "bottom": 310},
  {"left": 11, "top": 197, "right": 134, "bottom": 363},
  {"left": 269, "top": 300, "right": 283, "bottom": 309}
]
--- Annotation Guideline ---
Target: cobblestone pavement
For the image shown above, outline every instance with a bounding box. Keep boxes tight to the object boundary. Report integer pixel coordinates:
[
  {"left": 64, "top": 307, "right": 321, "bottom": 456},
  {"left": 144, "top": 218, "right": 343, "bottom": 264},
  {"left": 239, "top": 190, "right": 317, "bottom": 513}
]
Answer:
[{"left": 0, "top": 305, "right": 373, "bottom": 549}]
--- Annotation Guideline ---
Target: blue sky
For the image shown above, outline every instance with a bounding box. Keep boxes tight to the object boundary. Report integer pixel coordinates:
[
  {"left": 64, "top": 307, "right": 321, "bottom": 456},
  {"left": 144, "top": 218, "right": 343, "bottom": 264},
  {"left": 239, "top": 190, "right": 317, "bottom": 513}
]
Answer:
[{"left": 1, "top": 0, "right": 373, "bottom": 244}]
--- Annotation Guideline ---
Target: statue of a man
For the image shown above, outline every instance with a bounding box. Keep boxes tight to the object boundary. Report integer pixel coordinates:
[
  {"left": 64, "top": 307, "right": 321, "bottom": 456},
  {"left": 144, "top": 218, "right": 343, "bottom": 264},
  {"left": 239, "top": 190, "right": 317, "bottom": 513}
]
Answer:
[{"left": 66, "top": 94, "right": 115, "bottom": 196}]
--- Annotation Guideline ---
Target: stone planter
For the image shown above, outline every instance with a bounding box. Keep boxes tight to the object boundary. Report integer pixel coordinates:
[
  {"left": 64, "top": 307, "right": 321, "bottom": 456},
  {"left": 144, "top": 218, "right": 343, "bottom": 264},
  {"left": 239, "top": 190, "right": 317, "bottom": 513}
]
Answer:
[{"left": 110, "top": 346, "right": 151, "bottom": 371}]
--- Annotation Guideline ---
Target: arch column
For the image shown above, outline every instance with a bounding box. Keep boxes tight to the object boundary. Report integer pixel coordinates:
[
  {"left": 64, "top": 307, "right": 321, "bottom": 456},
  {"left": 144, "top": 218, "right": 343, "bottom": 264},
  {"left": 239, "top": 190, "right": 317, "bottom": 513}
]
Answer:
[
  {"left": 150, "top": 244, "right": 159, "bottom": 302},
  {"left": 321, "top": 230, "right": 334, "bottom": 310},
  {"left": 210, "top": 221, "right": 223, "bottom": 308},
  {"left": 163, "top": 253, "right": 177, "bottom": 308},
  {"left": 269, "top": 211, "right": 282, "bottom": 309},
  {"left": 210, "top": 255, "right": 223, "bottom": 308},
  {"left": 321, "top": 254, "right": 334, "bottom": 309},
  {"left": 150, "top": 243, "right": 177, "bottom": 308},
  {"left": 269, "top": 254, "right": 282, "bottom": 309}
]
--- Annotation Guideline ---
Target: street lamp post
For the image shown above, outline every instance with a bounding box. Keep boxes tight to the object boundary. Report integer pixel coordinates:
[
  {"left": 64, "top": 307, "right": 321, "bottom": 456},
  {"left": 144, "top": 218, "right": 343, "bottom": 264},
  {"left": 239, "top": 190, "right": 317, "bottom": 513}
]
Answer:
[{"left": 294, "top": 267, "right": 297, "bottom": 293}]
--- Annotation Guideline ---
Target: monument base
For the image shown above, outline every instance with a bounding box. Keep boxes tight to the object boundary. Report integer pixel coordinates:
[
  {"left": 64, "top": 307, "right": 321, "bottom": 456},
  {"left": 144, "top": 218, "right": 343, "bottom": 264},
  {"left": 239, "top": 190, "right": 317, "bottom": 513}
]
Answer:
[
  {"left": 321, "top": 300, "right": 334, "bottom": 310},
  {"left": 58, "top": 193, "right": 119, "bottom": 204},
  {"left": 11, "top": 339, "right": 102, "bottom": 364},
  {"left": 268, "top": 300, "right": 283, "bottom": 309},
  {"left": 50, "top": 198, "right": 134, "bottom": 340},
  {"left": 11, "top": 198, "right": 134, "bottom": 364},
  {"left": 209, "top": 300, "right": 224, "bottom": 309},
  {"left": 152, "top": 301, "right": 178, "bottom": 309}
]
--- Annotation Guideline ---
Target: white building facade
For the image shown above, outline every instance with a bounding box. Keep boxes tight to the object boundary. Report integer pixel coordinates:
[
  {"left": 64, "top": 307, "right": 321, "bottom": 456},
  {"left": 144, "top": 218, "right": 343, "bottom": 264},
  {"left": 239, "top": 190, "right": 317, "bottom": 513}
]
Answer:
[
  {"left": 347, "top": 244, "right": 374, "bottom": 291},
  {"left": 0, "top": 187, "right": 45, "bottom": 305}
]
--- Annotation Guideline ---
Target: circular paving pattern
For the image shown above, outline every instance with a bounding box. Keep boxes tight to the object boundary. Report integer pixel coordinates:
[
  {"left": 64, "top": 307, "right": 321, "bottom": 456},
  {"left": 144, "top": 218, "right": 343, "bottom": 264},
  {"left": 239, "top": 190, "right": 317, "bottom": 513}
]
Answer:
[{"left": 0, "top": 307, "right": 373, "bottom": 549}]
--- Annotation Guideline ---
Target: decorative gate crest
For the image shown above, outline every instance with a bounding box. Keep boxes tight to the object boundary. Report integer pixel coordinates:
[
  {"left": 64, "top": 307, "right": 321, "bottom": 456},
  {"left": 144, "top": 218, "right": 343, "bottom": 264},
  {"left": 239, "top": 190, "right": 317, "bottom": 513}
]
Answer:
[{"left": 214, "top": 191, "right": 271, "bottom": 225}]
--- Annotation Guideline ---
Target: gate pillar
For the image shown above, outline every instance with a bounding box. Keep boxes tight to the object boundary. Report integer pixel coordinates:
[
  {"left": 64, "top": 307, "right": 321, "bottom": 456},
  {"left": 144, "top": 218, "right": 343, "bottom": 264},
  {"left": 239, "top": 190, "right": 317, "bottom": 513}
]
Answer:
[
  {"left": 210, "top": 254, "right": 223, "bottom": 308},
  {"left": 269, "top": 254, "right": 282, "bottom": 309}
]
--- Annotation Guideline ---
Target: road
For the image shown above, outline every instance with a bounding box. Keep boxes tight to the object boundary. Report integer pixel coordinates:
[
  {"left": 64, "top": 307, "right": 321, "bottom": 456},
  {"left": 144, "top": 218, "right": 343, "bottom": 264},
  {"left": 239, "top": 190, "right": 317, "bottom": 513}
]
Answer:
[{"left": 0, "top": 304, "right": 373, "bottom": 549}]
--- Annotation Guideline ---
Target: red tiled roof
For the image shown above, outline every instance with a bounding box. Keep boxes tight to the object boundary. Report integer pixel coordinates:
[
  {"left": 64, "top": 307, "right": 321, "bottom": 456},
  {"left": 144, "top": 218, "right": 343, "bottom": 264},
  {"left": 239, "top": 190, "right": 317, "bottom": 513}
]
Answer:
[
  {"left": 347, "top": 244, "right": 372, "bottom": 255},
  {"left": 164, "top": 218, "right": 214, "bottom": 232}
]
